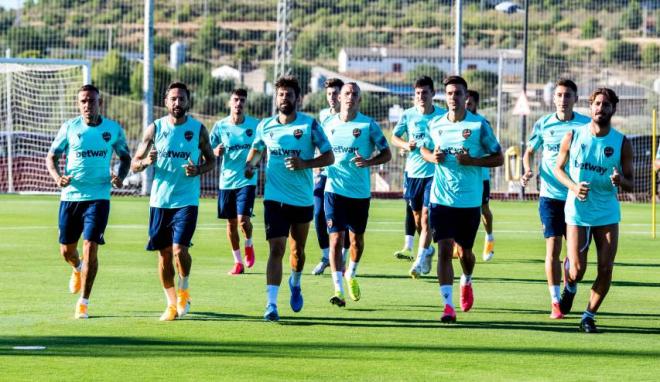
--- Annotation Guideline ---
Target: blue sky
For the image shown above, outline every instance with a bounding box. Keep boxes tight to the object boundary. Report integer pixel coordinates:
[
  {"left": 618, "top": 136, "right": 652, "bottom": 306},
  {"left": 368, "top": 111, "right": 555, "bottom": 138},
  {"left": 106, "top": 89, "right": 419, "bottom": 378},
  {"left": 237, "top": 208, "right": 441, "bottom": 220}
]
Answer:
[{"left": 0, "top": 0, "right": 22, "bottom": 10}]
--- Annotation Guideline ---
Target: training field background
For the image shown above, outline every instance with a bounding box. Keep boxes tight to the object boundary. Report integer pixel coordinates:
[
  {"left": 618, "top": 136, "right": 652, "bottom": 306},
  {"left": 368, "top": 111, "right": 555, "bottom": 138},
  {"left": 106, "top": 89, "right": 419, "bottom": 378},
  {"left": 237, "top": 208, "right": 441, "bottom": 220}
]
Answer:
[{"left": 1, "top": 195, "right": 659, "bottom": 381}]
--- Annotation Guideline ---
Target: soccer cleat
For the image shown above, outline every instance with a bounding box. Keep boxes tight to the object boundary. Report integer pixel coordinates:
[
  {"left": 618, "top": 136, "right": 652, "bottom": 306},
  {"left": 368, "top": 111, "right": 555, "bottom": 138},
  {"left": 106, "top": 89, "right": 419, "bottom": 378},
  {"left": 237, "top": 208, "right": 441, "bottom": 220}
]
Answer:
[
  {"left": 420, "top": 246, "right": 435, "bottom": 274},
  {"left": 74, "top": 302, "right": 88, "bottom": 319},
  {"left": 176, "top": 289, "right": 191, "bottom": 317},
  {"left": 579, "top": 317, "right": 599, "bottom": 333},
  {"left": 311, "top": 258, "right": 330, "bottom": 275},
  {"left": 549, "top": 302, "right": 564, "bottom": 319},
  {"left": 69, "top": 269, "right": 81, "bottom": 294},
  {"left": 440, "top": 304, "right": 457, "bottom": 323},
  {"left": 329, "top": 291, "right": 346, "bottom": 307},
  {"left": 460, "top": 284, "right": 474, "bottom": 312},
  {"left": 482, "top": 239, "right": 494, "bottom": 262},
  {"left": 159, "top": 305, "right": 178, "bottom": 321},
  {"left": 393, "top": 247, "right": 414, "bottom": 261},
  {"left": 559, "top": 287, "right": 576, "bottom": 315},
  {"left": 263, "top": 303, "right": 279, "bottom": 322},
  {"left": 409, "top": 261, "right": 422, "bottom": 279},
  {"left": 228, "top": 262, "right": 244, "bottom": 275},
  {"left": 288, "top": 275, "right": 303, "bottom": 313},
  {"left": 346, "top": 276, "right": 361, "bottom": 301},
  {"left": 245, "top": 246, "right": 255, "bottom": 268}
]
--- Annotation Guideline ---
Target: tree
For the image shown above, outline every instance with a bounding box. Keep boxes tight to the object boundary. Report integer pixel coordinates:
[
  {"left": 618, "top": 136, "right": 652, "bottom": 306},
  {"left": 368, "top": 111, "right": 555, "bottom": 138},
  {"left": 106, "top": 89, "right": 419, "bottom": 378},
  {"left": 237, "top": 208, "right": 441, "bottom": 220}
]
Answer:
[
  {"left": 620, "top": 0, "right": 642, "bottom": 30},
  {"left": 92, "top": 50, "right": 131, "bottom": 95},
  {"left": 580, "top": 17, "right": 600, "bottom": 39},
  {"left": 463, "top": 70, "right": 499, "bottom": 101},
  {"left": 405, "top": 65, "right": 445, "bottom": 89},
  {"left": 130, "top": 62, "right": 173, "bottom": 107},
  {"left": 192, "top": 17, "right": 220, "bottom": 58},
  {"left": 641, "top": 44, "right": 660, "bottom": 66},
  {"left": 603, "top": 40, "right": 641, "bottom": 63}
]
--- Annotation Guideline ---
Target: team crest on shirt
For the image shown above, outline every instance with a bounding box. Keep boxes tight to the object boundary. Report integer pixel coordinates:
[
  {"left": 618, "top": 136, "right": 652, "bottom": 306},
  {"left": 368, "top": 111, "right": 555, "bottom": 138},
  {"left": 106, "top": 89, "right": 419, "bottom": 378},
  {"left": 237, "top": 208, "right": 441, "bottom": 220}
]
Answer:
[
  {"left": 246, "top": 129, "right": 253, "bottom": 137},
  {"left": 353, "top": 128, "right": 361, "bottom": 138},
  {"left": 184, "top": 130, "right": 194, "bottom": 141},
  {"left": 293, "top": 129, "right": 303, "bottom": 139},
  {"left": 462, "top": 129, "right": 472, "bottom": 139},
  {"left": 604, "top": 146, "right": 614, "bottom": 157},
  {"left": 102, "top": 132, "right": 111, "bottom": 142}
]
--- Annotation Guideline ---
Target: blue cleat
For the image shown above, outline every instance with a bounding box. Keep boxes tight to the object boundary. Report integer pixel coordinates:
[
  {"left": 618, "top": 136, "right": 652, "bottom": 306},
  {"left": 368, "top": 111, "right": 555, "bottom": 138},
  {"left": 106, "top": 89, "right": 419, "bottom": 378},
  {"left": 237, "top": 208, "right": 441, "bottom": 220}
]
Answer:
[
  {"left": 289, "top": 275, "right": 304, "bottom": 313},
  {"left": 263, "top": 303, "right": 279, "bottom": 322}
]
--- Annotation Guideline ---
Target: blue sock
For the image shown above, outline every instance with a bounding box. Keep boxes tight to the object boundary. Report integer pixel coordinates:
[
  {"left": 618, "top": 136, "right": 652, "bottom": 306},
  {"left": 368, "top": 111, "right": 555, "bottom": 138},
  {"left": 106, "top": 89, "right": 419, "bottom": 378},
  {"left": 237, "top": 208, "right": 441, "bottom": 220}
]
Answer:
[
  {"left": 582, "top": 310, "right": 595, "bottom": 321},
  {"left": 566, "top": 282, "right": 577, "bottom": 294},
  {"left": 290, "top": 271, "right": 302, "bottom": 287}
]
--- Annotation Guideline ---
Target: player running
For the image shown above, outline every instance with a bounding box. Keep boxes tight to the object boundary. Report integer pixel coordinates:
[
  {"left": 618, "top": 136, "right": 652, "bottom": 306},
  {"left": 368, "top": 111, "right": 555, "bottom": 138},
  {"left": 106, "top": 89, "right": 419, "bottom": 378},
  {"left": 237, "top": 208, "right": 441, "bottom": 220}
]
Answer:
[
  {"left": 520, "top": 79, "right": 591, "bottom": 319},
  {"left": 554, "top": 88, "right": 633, "bottom": 333},
  {"left": 46, "top": 84, "right": 131, "bottom": 319},
  {"left": 421, "top": 76, "right": 503, "bottom": 323},
  {"left": 390, "top": 76, "right": 445, "bottom": 278},
  {"left": 245, "top": 76, "right": 334, "bottom": 321},
  {"left": 131, "top": 82, "right": 216, "bottom": 321},
  {"left": 210, "top": 89, "right": 259, "bottom": 275}
]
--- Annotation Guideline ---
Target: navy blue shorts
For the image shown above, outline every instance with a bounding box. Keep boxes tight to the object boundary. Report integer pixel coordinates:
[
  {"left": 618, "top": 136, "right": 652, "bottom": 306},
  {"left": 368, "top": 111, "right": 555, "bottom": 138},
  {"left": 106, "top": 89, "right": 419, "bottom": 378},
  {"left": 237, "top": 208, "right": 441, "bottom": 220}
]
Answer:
[
  {"left": 539, "top": 197, "right": 566, "bottom": 238},
  {"left": 58, "top": 200, "right": 110, "bottom": 245},
  {"left": 324, "top": 192, "right": 370, "bottom": 234},
  {"left": 263, "top": 200, "right": 314, "bottom": 240},
  {"left": 404, "top": 176, "right": 432, "bottom": 211},
  {"left": 147, "top": 206, "right": 198, "bottom": 251},
  {"left": 429, "top": 203, "right": 481, "bottom": 249},
  {"left": 217, "top": 185, "right": 256, "bottom": 219},
  {"left": 482, "top": 180, "right": 490, "bottom": 205},
  {"left": 313, "top": 173, "right": 327, "bottom": 198}
]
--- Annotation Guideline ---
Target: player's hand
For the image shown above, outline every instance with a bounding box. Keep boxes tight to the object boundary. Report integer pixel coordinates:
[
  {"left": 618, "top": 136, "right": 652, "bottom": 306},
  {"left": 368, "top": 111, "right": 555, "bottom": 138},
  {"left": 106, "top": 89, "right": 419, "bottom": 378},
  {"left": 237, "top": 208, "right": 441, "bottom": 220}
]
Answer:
[
  {"left": 244, "top": 163, "right": 255, "bottom": 179},
  {"left": 57, "top": 175, "right": 72, "bottom": 187},
  {"left": 398, "top": 148, "right": 407, "bottom": 157},
  {"left": 213, "top": 144, "right": 225, "bottom": 157},
  {"left": 432, "top": 148, "right": 445, "bottom": 164},
  {"left": 285, "top": 156, "right": 305, "bottom": 170},
  {"left": 351, "top": 152, "right": 369, "bottom": 167},
  {"left": 610, "top": 167, "right": 621, "bottom": 187},
  {"left": 573, "top": 181, "right": 590, "bottom": 201},
  {"left": 407, "top": 139, "right": 417, "bottom": 151},
  {"left": 455, "top": 148, "right": 472, "bottom": 165},
  {"left": 110, "top": 173, "right": 124, "bottom": 188},
  {"left": 143, "top": 147, "right": 157, "bottom": 167},
  {"left": 520, "top": 170, "right": 533, "bottom": 187},
  {"left": 182, "top": 157, "right": 199, "bottom": 177}
]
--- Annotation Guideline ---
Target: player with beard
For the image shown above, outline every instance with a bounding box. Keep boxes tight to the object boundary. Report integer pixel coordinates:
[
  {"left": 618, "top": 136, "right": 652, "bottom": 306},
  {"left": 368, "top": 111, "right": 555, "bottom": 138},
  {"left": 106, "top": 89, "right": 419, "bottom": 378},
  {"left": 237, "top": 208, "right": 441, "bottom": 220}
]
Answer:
[{"left": 132, "top": 82, "right": 216, "bottom": 321}]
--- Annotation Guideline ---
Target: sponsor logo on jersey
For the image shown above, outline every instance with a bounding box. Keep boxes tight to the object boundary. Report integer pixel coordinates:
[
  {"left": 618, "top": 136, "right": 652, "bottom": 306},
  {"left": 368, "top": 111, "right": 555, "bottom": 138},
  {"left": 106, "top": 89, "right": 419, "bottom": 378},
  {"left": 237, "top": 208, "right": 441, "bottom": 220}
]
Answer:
[
  {"left": 412, "top": 132, "right": 425, "bottom": 140},
  {"left": 184, "top": 130, "right": 194, "bottom": 141},
  {"left": 269, "top": 148, "right": 302, "bottom": 156},
  {"left": 227, "top": 143, "right": 251, "bottom": 152},
  {"left": 102, "top": 132, "right": 111, "bottom": 142},
  {"left": 332, "top": 146, "right": 359, "bottom": 154},
  {"left": 462, "top": 129, "right": 472, "bottom": 139},
  {"left": 604, "top": 146, "right": 614, "bottom": 158},
  {"left": 440, "top": 147, "right": 469, "bottom": 156},
  {"left": 573, "top": 159, "right": 607, "bottom": 175},
  {"left": 159, "top": 150, "right": 191, "bottom": 159},
  {"left": 76, "top": 149, "right": 108, "bottom": 158},
  {"left": 352, "top": 128, "right": 361, "bottom": 138},
  {"left": 293, "top": 129, "right": 303, "bottom": 139},
  {"left": 545, "top": 143, "right": 560, "bottom": 152}
]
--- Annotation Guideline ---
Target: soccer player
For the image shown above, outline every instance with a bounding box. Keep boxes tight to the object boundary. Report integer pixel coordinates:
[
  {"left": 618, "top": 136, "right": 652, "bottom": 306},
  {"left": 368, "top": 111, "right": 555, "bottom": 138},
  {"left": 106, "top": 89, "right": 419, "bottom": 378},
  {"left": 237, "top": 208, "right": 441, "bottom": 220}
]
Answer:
[
  {"left": 210, "top": 89, "right": 259, "bottom": 275},
  {"left": 392, "top": 195, "right": 418, "bottom": 261},
  {"left": 245, "top": 76, "right": 334, "bottom": 321},
  {"left": 520, "top": 79, "right": 591, "bottom": 319},
  {"left": 466, "top": 90, "right": 495, "bottom": 261},
  {"left": 323, "top": 82, "right": 392, "bottom": 307},
  {"left": 420, "top": 76, "right": 503, "bottom": 323},
  {"left": 46, "top": 84, "right": 131, "bottom": 319},
  {"left": 554, "top": 88, "right": 633, "bottom": 333},
  {"left": 390, "top": 76, "right": 445, "bottom": 278},
  {"left": 312, "top": 78, "right": 350, "bottom": 275},
  {"left": 131, "top": 82, "right": 216, "bottom": 321},
  {"left": 655, "top": 145, "right": 660, "bottom": 170}
]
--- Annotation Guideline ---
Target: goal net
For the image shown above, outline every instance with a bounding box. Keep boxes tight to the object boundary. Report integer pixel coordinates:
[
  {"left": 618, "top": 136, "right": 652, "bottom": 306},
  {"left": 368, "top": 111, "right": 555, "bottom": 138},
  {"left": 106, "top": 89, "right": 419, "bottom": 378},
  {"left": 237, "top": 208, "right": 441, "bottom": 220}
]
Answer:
[{"left": 0, "top": 58, "right": 91, "bottom": 194}]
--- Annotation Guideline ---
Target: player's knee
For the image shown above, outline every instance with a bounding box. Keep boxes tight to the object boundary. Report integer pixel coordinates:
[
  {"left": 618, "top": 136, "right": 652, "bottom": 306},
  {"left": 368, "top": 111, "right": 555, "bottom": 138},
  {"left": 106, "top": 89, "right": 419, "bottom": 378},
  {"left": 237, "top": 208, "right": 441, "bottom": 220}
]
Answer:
[
  {"left": 572, "top": 264, "right": 586, "bottom": 282},
  {"left": 238, "top": 217, "right": 251, "bottom": 231},
  {"left": 597, "top": 262, "right": 614, "bottom": 277}
]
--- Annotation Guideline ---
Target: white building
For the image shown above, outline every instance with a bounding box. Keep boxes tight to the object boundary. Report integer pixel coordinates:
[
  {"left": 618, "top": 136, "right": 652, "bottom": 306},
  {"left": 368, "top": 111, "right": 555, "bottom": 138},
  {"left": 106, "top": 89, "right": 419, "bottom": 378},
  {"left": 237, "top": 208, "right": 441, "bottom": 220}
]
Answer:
[
  {"left": 338, "top": 47, "right": 523, "bottom": 76},
  {"left": 211, "top": 65, "right": 242, "bottom": 82}
]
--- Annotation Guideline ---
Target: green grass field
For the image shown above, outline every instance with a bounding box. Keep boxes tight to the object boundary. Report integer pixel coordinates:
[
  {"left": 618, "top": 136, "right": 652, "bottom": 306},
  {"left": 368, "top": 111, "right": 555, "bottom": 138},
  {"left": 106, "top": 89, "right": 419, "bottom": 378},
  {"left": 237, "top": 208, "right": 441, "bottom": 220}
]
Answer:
[{"left": 1, "top": 195, "right": 659, "bottom": 381}]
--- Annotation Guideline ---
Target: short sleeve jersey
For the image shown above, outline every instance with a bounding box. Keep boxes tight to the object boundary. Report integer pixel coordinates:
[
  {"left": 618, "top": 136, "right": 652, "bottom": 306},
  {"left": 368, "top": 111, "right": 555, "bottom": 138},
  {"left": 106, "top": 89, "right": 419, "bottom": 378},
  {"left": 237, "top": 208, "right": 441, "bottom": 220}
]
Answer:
[
  {"left": 424, "top": 111, "right": 501, "bottom": 208},
  {"left": 323, "top": 113, "right": 390, "bottom": 199},
  {"left": 251, "top": 112, "right": 331, "bottom": 206},
  {"left": 210, "top": 115, "right": 259, "bottom": 190},
  {"left": 49, "top": 116, "right": 129, "bottom": 202},
  {"left": 393, "top": 105, "right": 446, "bottom": 179}
]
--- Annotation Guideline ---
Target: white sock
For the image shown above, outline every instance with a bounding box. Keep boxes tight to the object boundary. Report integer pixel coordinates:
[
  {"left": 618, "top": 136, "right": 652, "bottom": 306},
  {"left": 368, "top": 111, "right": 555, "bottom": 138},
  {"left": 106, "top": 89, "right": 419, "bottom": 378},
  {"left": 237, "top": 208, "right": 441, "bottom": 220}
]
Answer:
[
  {"left": 486, "top": 233, "right": 494, "bottom": 242},
  {"left": 332, "top": 271, "right": 344, "bottom": 294},
  {"left": 178, "top": 275, "right": 189, "bottom": 290},
  {"left": 232, "top": 249, "right": 242, "bottom": 264},
  {"left": 266, "top": 285, "right": 279, "bottom": 306},
  {"left": 321, "top": 247, "right": 330, "bottom": 260},
  {"left": 347, "top": 260, "right": 359, "bottom": 278},
  {"left": 460, "top": 274, "right": 472, "bottom": 286},
  {"left": 417, "top": 245, "right": 426, "bottom": 257},
  {"left": 549, "top": 285, "right": 560, "bottom": 304},
  {"left": 405, "top": 235, "right": 414, "bottom": 250},
  {"left": 78, "top": 297, "right": 89, "bottom": 305},
  {"left": 245, "top": 238, "right": 253, "bottom": 247},
  {"left": 164, "top": 287, "right": 176, "bottom": 306},
  {"left": 290, "top": 271, "right": 302, "bottom": 287},
  {"left": 440, "top": 285, "right": 453, "bottom": 307}
]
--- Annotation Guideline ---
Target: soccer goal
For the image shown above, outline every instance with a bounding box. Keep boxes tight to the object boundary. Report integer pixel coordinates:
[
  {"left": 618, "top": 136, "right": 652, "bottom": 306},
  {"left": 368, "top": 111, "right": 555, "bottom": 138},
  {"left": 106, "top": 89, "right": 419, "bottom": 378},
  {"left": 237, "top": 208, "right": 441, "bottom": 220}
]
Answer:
[{"left": 0, "top": 58, "right": 91, "bottom": 194}]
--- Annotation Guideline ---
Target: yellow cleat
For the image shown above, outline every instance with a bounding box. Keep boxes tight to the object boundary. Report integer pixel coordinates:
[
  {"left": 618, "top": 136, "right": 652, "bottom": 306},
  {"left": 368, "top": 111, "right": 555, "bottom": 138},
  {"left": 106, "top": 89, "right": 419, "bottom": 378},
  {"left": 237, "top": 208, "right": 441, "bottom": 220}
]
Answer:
[
  {"left": 177, "top": 289, "right": 191, "bottom": 318},
  {"left": 160, "top": 305, "right": 178, "bottom": 321},
  {"left": 346, "top": 277, "right": 361, "bottom": 301},
  {"left": 483, "top": 239, "right": 494, "bottom": 262},
  {"left": 69, "top": 269, "right": 81, "bottom": 294},
  {"left": 74, "top": 302, "right": 88, "bottom": 319}
]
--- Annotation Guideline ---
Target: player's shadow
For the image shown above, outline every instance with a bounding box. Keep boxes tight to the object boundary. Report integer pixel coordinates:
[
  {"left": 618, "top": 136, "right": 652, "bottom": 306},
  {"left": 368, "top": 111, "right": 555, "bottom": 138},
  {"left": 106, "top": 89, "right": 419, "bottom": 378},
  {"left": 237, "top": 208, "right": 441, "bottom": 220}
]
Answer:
[{"left": 613, "top": 261, "right": 660, "bottom": 268}]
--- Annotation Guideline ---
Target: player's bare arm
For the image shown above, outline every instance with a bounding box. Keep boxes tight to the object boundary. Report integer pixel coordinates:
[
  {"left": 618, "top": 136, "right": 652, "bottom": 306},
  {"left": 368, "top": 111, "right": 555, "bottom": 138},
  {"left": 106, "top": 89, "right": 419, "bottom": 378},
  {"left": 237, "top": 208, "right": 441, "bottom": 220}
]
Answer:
[
  {"left": 612, "top": 138, "right": 634, "bottom": 191},
  {"left": 420, "top": 146, "right": 445, "bottom": 164},
  {"left": 244, "top": 148, "right": 263, "bottom": 179},
  {"left": 457, "top": 150, "right": 503, "bottom": 167},
  {"left": 391, "top": 134, "right": 416, "bottom": 152},
  {"left": 46, "top": 150, "right": 71, "bottom": 187},
  {"left": 111, "top": 151, "right": 132, "bottom": 188},
  {"left": 285, "top": 150, "right": 335, "bottom": 171},
  {"left": 521, "top": 146, "right": 536, "bottom": 187},
  {"left": 352, "top": 147, "right": 391, "bottom": 168},
  {"left": 131, "top": 123, "right": 156, "bottom": 173},
  {"left": 184, "top": 125, "right": 216, "bottom": 177},
  {"left": 553, "top": 131, "right": 588, "bottom": 200}
]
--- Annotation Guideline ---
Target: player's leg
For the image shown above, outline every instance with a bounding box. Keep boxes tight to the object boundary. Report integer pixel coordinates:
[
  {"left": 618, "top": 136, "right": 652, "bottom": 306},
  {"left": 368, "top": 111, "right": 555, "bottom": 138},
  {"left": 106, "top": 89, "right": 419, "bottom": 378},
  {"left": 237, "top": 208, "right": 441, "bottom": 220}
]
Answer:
[
  {"left": 288, "top": 212, "right": 311, "bottom": 313},
  {"left": 262, "top": 201, "right": 292, "bottom": 321},
  {"left": 237, "top": 185, "right": 256, "bottom": 268},
  {"left": 325, "top": 192, "right": 349, "bottom": 306},
  {"left": 540, "top": 197, "right": 567, "bottom": 318},
  {"left": 429, "top": 204, "right": 457, "bottom": 323},
  {"left": 171, "top": 206, "right": 197, "bottom": 318},
  {"left": 481, "top": 180, "right": 495, "bottom": 261},
  {"left": 560, "top": 224, "right": 590, "bottom": 315},
  {"left": 580, "top": 224, "right": 618, "bottom": 333},
  {"left": 415, "top": 177, "right": 435, "bottom": 274},
  {"left": 342, "top": 196, "right": 369, "bottom": 302},
  {"left": 455, "top": 206, "right": 481, "bottom": 313},
  {"left": 58, "top": 201, "right": 83, "bottom": 295},
  {"left": 158, "top": 246, "right": 178, "bottom": 321},
  {"left": 312, "top": 175, "right": 331, "bottom": 274},
  {"left": 219, "top": 189, "right": 243, "bottom": 274},
  {"left": 394, "top": 174, "right": 416, "bottom": 260}
]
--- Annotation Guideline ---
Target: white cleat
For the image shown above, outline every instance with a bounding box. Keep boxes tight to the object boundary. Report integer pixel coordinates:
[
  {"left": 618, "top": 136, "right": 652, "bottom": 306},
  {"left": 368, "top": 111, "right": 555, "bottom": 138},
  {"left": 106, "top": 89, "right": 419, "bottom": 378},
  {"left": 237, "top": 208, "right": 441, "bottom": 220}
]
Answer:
[{"left": 420, "top": 246, "right": 435, "bottom": 274}]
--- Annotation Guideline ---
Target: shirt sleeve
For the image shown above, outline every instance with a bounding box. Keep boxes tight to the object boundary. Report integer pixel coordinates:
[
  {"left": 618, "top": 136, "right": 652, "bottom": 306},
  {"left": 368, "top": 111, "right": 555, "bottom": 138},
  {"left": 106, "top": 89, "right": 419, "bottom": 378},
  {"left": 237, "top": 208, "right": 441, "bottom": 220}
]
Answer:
[
  {"left": 49, "top": 122, "right": 69, "bottom": 155},
  {"left": 369, "top": 120, "right": 389, "bottom": 151},
  {"left": 392, "top": 112, "right": 408, "bottom": 138},
  {"left": 527, "top": 119, "right": 544, "bottom": 151},
  {"left": 479, "top": 119, "right": 501, "bottom": 154},
  {"left": 112, "top": 126, "right": 130, "bottom": 158},
  {"left": 209, "top": 123, "right": 222, "bottom": 148},
  {"left": 311, "top": 119, "right": 332, "bottom": 154},
  {"left": 251, "top": 120, "right": 266, "bottom": 152},
  {"left": 422, "top": 119, "right": 438, "bottom": 151}
]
